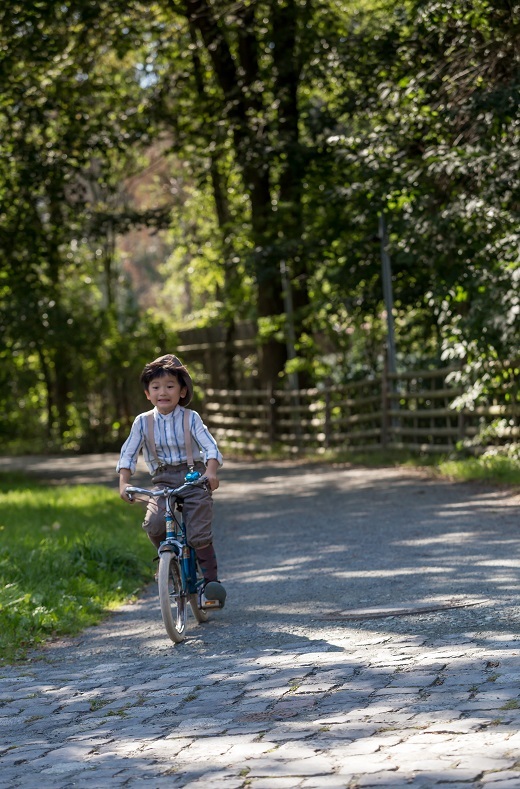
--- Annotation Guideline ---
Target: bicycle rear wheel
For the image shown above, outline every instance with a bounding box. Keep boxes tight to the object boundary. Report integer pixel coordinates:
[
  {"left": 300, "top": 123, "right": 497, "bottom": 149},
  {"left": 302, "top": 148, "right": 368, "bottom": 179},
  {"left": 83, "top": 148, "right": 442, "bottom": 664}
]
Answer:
[
  {"left": 189, "top": 593, "right": 209, "bottom": 623},
  {"left": 188, "top": 553, "right": 209, "bottom": 623},
  {"left": 158, "top": 552, "right": 187, "bottom": 643}
]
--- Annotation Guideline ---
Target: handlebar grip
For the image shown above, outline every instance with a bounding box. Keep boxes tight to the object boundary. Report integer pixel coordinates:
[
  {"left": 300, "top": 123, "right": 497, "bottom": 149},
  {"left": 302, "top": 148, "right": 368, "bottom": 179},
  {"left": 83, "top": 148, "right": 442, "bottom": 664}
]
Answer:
[{"left": 125, "top": 486, "right": 139, "bottom": 501}]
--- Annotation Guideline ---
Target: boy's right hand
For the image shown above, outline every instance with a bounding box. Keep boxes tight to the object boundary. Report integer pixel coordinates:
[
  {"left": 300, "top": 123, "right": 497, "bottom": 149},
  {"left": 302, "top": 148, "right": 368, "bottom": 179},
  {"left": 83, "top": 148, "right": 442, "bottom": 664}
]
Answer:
[
  {"left": 120, "top": 488, "right": 134, "bottom": 503},
  {"left": 119, "top": 483, "right": 134, "bottom": 503},
  {"left": 119, "top": 469, "right": 133, "bottom": 502}
]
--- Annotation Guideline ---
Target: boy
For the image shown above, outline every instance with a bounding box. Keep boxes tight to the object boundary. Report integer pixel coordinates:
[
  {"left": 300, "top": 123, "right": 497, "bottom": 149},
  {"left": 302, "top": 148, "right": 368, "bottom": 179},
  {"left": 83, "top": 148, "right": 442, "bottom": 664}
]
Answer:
[{"left": 117, "top": 353, "right": 226, "bottom": 608}]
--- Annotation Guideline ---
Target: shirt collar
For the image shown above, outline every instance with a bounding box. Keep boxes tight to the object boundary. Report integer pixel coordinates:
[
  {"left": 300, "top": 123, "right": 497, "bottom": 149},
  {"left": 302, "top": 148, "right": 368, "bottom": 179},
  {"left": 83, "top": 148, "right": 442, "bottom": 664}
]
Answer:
[{"left": 154, "top": 404, "right": 181, "bottom": 420}]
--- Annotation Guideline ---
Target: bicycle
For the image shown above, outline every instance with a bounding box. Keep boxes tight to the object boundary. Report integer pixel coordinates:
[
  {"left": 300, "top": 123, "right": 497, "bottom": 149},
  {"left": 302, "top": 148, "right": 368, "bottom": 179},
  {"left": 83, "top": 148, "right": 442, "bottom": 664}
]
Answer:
[{"left": 126, "top": 476, "right": 220, "bottom": 644}]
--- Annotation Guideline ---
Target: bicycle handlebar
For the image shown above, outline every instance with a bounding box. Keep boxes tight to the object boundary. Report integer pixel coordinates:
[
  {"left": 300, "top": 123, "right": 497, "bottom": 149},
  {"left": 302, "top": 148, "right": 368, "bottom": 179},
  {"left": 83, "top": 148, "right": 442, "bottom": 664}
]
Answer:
[{"left": 125, "top": 476, "right": 208, "bottom": 501}]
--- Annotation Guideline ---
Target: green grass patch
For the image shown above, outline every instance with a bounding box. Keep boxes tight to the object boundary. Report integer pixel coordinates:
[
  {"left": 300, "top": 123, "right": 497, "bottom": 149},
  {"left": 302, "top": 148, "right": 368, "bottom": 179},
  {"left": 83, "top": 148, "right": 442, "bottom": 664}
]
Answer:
[
  {"left": 437, "top": 455, "right": 520, "bottom": 487},
  {"left": 226, "top": 446, "right": 520, "bottom": 487},
  {"left": 0, "top": 474, "right": 154, "bottom": 664},
  {"left": 348, "top": 450, "right": 520, "bottom": 486},
  {"left": 500, "top": 699, "right": 520, "bottom": 710}
]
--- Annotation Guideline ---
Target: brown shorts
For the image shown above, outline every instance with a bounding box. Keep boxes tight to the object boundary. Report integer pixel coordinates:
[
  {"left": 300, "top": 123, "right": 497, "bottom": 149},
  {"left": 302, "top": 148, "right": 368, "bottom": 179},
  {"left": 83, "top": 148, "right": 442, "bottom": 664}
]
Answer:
[{"left": 142, "top": 461, "right": 213, "bottom": 549}]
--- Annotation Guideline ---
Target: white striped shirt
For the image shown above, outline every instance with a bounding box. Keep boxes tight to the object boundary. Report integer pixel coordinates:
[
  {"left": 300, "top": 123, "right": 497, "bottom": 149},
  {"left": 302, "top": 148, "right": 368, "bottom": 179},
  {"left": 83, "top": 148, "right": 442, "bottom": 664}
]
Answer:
[{"left": 116, "top": 405, "right": 223, "bottom": 476}]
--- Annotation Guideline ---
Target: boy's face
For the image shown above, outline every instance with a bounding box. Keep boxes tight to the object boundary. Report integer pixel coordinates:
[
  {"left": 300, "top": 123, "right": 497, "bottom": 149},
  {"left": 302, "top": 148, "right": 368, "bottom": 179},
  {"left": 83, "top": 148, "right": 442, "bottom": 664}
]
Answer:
[{"left": 145, "top": 373, "right": 187, "bottom": 415}]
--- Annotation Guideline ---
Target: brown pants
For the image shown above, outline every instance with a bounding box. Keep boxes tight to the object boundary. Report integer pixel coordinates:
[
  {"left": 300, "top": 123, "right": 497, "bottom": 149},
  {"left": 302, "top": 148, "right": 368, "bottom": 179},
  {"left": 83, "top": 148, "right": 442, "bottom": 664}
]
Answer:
[{"left": 142, "top": 462, "right": 213, "bottom": 550}]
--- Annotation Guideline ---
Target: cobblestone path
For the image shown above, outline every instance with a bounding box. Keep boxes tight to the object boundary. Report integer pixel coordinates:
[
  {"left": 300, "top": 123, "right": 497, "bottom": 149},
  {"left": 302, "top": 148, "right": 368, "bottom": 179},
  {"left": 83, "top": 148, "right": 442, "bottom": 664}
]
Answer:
[{"left": 1, "top": 459, "right": 519, "bottom": 788}]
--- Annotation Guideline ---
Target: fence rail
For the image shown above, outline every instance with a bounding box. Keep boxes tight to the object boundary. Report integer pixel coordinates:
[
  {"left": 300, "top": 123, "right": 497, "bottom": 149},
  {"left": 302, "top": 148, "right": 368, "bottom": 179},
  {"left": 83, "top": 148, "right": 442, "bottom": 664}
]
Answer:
[{"left": 201, "top": 364, "right": 519, "bottom": 455}]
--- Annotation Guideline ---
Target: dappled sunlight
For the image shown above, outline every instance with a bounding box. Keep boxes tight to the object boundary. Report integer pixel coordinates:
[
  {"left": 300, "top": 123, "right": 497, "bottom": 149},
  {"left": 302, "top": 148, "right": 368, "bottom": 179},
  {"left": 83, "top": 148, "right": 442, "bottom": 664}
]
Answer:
[
  {"left": 3, "top": 462, "right": 519, "bottom": 787},
  {"left": 234, "top": 571, "right": 301, "bottom": 583},
  {"left": 332, "top": 567, "right": 451, "bottom": 578},
  {"left": 395, "top": 531, "right": 486, "bottom": 546},
  {"left": 235, "top": 532, "right": 268, "bottom": 540},
  {"left": 213, "top": 463, "right": 520, "bottom": 648},
  {"left": 319, "top": 543, "right": 352, "bottom": 554},
  {"left": 12, "top": 628, "right": 520, "bottom": 786},
  {"left": 477, "top": 559, "right": 520, "bottom": 568}
]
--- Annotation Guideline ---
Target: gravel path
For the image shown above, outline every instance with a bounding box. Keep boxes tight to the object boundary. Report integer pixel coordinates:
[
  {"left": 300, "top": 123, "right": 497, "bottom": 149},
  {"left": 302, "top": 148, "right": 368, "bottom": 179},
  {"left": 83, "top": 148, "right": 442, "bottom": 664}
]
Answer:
[{"left": 1, "top": 456, "right": 519, "bottom": 787}]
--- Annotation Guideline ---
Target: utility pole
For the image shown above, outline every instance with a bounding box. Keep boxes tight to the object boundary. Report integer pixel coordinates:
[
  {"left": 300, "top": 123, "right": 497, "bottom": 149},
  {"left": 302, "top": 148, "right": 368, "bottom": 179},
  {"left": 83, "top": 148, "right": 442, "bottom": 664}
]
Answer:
[
  {"left": 280, "top": 259, "right": 301, "bottom": 447},
  {"left": 378, "top": 213, "right": 399, "bottom": 440},
  {"left": 280, "top": 260, "right": 299, "bottom": 391},
  {"left": 378, "top": 213, "right": 397, "bottom": 376}
]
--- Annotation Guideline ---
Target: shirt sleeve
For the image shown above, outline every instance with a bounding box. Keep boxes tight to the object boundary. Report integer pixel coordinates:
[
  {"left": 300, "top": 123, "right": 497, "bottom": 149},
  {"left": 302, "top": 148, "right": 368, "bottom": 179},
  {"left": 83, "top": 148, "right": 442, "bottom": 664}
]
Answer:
[
  {"left": 189, "top": 410, "right": 223, "bottom": 467},
  {"left": 116, "top": 414, "right": 146, "bottom": 474}
]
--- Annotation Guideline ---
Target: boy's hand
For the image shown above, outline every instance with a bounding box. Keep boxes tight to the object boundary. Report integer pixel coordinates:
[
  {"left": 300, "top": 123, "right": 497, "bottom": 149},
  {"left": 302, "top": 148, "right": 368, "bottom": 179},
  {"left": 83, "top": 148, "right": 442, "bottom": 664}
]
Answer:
[
  {"left": 204, "top": 472, "right": 219, "bottom": 491},
  {"left": 119, "top": 483, "right": 134, "bottom": 502},
  {"left": 204, "top": 458, "right": 220, "bottom": 491},
  {"left": 119, "top": 469, "right": 133, "bottom": 502}
]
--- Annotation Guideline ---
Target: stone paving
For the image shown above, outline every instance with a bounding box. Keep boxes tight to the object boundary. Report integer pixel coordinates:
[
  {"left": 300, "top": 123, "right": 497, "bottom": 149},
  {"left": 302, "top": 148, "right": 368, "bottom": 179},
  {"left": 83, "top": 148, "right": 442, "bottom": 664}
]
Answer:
[{"left": 1, "top": 459, "right": 519, "bottom": 788}]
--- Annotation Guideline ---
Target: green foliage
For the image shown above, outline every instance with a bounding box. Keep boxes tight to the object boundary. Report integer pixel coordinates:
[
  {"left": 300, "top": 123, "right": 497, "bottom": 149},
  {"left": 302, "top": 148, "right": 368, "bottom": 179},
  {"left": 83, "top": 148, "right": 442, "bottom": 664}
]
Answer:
[
  {"left": 294, "top": 0, "right": 519, "bottom": 381},
  {"left": 0, "top": 475, "right": 153, "bottom": 663},
  {"left": 156, "top": 163, "right": 254, "bottom": 327},
  {"left": 1, "top": 0, "right": 518, "bottom": 449},
  {"left": 0, "top": 0, "right": 175, "bottom": 450},
  {"left": 439, "top": 454, "right": 520, "bottom": 486}
]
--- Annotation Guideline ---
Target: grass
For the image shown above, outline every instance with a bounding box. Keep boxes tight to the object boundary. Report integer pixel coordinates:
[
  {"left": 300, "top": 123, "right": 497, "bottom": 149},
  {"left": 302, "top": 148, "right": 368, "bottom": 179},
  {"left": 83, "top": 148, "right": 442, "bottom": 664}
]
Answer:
[
  {"left": 347, "top": 449, "right": 520, "bottom": 488},
  {"left": 500, "top": 699, "right": 520, "bottom": 710},
  {"left": 225, "top": 445, "right": 520, "bottom": 488},
  {"left": 0, "top": 473, "right": 154, "bottom": 664},
  {"left": 437, "top": 454, "right": 520, "bottom": 487}
]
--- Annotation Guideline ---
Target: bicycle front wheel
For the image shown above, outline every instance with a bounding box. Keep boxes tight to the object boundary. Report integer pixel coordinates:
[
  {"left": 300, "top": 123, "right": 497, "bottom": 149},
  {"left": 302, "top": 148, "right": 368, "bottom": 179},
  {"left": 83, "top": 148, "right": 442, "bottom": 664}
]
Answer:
[{"left": 158, "top": 552, "right": 187, "bottom": 643}]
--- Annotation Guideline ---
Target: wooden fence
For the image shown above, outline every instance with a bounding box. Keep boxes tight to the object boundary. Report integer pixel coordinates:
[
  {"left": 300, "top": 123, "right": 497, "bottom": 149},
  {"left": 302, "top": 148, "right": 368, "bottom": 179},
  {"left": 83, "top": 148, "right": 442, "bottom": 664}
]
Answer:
[{"left": 201, "top": 365, "right": 520, "bottom": 455}]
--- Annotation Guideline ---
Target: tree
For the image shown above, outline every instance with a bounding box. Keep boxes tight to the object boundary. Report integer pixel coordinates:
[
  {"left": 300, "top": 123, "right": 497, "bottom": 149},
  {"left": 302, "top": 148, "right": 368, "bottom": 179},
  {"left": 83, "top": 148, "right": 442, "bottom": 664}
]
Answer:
[
  {"left": 295, "top": 0, "right": 519, "bottom": 379},
  {"left": 146, "top": 0, "right": 348, "bottom": 386},
  {"left": 0, "top": 0, "right": 170, "bottom": 446}
]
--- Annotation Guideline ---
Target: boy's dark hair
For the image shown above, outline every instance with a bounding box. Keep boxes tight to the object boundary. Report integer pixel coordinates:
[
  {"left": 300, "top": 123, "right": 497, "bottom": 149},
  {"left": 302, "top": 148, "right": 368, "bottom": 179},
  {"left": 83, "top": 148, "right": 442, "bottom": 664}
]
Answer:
[{"left": 140, "top": 354, "right": 194, "bottom": 406}]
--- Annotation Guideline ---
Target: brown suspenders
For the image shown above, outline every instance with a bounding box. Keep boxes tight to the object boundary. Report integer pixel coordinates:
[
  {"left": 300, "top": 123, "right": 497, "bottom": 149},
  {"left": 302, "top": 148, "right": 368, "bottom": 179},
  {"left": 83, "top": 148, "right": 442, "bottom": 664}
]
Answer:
[{"left": 145, "top": 408, "right": 195, "bottom": 470}]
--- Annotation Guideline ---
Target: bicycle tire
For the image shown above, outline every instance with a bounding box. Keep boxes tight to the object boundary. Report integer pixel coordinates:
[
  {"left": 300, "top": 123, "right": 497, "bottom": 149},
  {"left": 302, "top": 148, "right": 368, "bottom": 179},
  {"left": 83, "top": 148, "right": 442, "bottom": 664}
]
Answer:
[
  {"left": 189, "top": 594, "right": 209, "bottom": 623},
  {"left": 187, "top": 553, "right": 209, "bottom": 623},
  {"left": 158, "top": 552, "right": 187, "bottom": 643}
]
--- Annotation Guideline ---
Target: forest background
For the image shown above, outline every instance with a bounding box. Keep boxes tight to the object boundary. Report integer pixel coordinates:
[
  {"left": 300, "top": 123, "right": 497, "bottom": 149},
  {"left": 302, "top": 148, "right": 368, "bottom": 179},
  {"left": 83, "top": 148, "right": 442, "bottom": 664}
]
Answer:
[{"left": 1, "top": 0, "right": 518, "bottom": 455}]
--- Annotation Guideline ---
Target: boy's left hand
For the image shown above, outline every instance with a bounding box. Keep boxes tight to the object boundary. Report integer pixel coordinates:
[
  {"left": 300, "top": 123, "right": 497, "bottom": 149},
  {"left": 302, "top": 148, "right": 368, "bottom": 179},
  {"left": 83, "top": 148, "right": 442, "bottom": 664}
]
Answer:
[
  {"left": 204, "top": 458, "right": 220, "bottom": 491},
  {"left": 204, "top": 472, "right": 219, "bottom": 491}
]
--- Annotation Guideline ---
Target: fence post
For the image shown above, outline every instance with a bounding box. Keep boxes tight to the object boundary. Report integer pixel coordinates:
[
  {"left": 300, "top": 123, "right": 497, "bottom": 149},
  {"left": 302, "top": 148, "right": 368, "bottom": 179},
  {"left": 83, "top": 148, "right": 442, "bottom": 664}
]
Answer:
[
  {"left": 458, "top": 410, "right": 465, "bottom": 443},
  {"left": 381, "top": 358, "right": 389, "bottom": 448},
  {"left": 324, "top": 379, "right": 332, "bottom": 449},
  {"left": 268, "top": 385, "right": 277, "bottom": 446}
]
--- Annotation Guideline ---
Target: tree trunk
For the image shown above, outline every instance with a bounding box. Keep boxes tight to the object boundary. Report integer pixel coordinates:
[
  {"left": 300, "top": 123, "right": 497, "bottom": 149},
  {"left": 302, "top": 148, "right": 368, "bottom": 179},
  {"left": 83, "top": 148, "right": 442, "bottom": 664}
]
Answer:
[
  {"left": 185, "top": 0, "right": 288, "bottom": 386},
  {"left": 272, "top": 0, "right": 310, "bottom": 327},
  {"left": 183, "top": 0, "right": 314, "bottom": 386},
  {"left": 189, "top": 19, "right": 239, "bottom": 388}
]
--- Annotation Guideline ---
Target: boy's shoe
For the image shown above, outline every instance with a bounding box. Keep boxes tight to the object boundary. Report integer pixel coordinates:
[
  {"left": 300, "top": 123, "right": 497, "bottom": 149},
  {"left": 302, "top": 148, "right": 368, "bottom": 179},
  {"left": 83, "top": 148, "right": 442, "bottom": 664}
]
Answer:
[{"left": 200, "top": 580, "right": 226, "bottom": 610}]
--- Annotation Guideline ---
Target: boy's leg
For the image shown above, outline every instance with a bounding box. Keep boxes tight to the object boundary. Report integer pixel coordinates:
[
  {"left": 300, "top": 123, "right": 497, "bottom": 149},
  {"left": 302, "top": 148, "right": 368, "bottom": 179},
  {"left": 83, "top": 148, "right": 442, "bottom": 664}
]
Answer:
[
  {"left": 142, "top": 468, "right": 185, "bottom": 548},
  {"left": 195, "top": 543, "right": 218, "bottom": 582},
  {"left": 142, "top": 497, "right": 166, "bottom": 549},
  {"left": 181, "top": 480, "right": 217, "bottom": 580},
  {"left": 182, "top": 471, "right": 226, "bottom": 607},
  {"left": 143, "top": 498, "right": 166, "bottom": 548},
  {"left": 142, "top": 465, "right": 219, "bottom": 572}
]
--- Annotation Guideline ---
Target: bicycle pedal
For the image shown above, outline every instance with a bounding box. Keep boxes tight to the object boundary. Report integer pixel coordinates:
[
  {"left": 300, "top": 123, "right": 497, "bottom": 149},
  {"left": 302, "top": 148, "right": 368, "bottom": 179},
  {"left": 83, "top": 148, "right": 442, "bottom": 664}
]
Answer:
[
  {"left": 201, "top": 598, "right": 222, "bottom": 610},
  {"left": 200, "top": 581, "right": 226, "bottom": 610}
]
